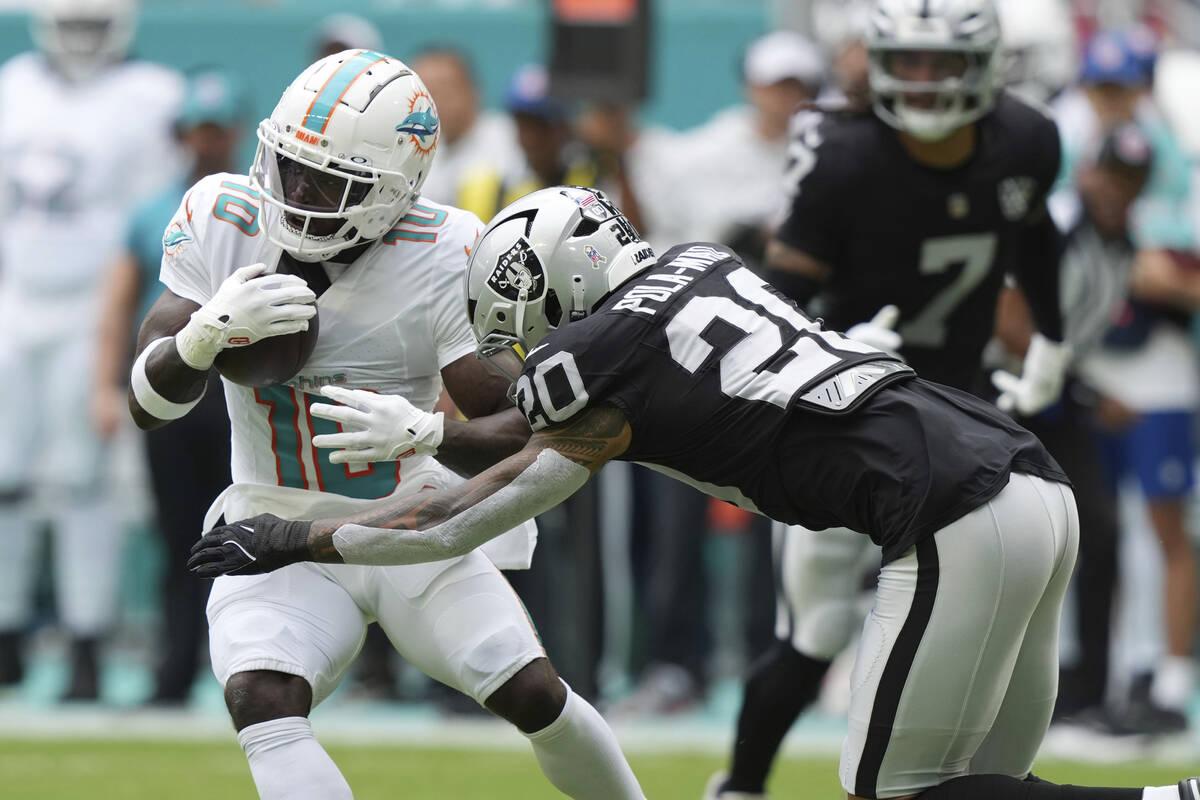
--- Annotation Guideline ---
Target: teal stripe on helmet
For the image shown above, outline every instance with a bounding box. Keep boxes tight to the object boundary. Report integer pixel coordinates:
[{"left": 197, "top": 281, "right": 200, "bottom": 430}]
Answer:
[{"left": 302, "top": 50, "right": 388, "bottom": 134}]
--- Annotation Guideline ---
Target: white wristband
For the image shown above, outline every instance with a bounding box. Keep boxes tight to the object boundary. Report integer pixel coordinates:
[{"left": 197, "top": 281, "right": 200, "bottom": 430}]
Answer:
[
  {"left": 131, "top": 337, "right": 204, "bottom": 420},
  {"left": 174, "top": 307, "right": 226, "bottom": 371}
]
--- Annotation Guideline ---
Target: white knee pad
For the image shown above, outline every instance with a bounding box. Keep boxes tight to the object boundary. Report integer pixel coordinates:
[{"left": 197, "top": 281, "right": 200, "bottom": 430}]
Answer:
[
  {"left": 368, "top": 553, "right": 545, "bottom": 705},
  {"left": 207, "top": 565, "right": 369, "bottom": 708},
  {"left": 447, "top": 609, "right": 544, "bottom": 704}
]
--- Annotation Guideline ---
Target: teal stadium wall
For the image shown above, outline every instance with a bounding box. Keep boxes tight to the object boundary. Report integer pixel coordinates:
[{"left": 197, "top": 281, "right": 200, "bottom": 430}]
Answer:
[{"left": 0, "top": 0, "right": 770, "bottom": 139}]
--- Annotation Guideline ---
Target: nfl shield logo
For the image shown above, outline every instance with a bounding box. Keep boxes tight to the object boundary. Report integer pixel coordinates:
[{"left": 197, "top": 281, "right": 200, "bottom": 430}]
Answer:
[{"left": 947, "top": 193, "right": 970, "bottom": 219}]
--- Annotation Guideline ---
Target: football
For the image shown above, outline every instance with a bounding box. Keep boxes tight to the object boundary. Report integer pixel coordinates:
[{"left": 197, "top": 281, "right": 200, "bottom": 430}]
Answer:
[
  {"left": 214, "top": 252, "right": 324, "bottom": 387},
  {"left": 214, "top": 307, "right": 319, "bottom": 387}
]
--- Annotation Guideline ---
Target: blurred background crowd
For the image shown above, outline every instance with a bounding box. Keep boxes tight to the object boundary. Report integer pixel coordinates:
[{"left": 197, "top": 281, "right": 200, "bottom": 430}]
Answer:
[{"left": 3, "top": 0, "right": 1200, "bottom": 758}]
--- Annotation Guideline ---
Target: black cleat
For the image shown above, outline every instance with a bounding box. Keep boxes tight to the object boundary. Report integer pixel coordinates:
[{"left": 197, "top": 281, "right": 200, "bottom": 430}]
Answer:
[
  {"left": 1122, "top": 698, "right": 1189, "bottom": 735},
  {"left": 0, "top": 631, "right": 23, "bottom": 686},
  {"left": 60, "top": 637, "right": 99, "bottom": 702},
  {"left": 1179, "top": 778, "right": 1200, "bottom": 800}
]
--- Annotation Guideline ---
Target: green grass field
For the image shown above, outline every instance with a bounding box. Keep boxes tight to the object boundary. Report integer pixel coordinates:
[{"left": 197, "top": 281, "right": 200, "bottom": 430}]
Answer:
[{"left": 0, "top": 739, "right": 1191, "bottom": 799}]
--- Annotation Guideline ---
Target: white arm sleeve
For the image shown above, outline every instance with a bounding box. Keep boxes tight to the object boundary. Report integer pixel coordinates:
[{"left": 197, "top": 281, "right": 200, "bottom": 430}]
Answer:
[{"left": 331, "top": 448, "right": 590, "bottom": 565}]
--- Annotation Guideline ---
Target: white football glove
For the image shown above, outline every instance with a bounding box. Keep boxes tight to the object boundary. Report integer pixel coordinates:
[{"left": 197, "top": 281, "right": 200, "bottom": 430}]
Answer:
[
  {"left": 991, "top": 333, "right": 1072, "bottom": 416},
  {"left": 174, "top": 263, "right": 317, "bottom": 370},
  {"left": 309, "top": 385, "right": 444, "bottom": 463},
  {"left": 845, "top": 304, "right": 902, "bottom": 354}
]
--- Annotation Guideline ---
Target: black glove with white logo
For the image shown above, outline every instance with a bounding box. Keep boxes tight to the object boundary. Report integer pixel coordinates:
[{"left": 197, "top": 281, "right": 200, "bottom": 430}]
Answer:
[{"left": 187, "top": 513, "right": 312, "bottom": 578}]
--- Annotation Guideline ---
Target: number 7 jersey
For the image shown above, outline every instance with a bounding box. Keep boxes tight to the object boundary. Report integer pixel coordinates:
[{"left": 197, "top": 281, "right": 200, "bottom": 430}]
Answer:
[
  {"left": 775, "top": 93, "right": 1062, "bottom": 392},
  {"left": 516, "top": 243, "right": 1066, "bottom": 562}
]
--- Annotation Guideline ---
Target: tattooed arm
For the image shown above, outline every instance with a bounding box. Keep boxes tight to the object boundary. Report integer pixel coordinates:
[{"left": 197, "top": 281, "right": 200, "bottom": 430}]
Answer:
[{"left": 187, "top": 404, "right": 632, "bottom": 576}]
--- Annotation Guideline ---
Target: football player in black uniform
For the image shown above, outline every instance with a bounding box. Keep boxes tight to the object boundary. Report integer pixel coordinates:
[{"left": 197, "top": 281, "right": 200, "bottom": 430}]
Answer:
[
  {"left": 187, "top": 185, "right": 1198, "bottom": 800},
  {"left": 713, "top": 1, "right": 1075, "bottom": 796},
  {"left": 770, "top": 0, "right": 1066, "bottom": 394}
]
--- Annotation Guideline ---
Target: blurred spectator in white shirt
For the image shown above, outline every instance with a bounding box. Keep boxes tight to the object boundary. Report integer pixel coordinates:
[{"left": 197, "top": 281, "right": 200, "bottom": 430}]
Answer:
[
  {"left": 669, "top": 30, "right": 825, "bottom": 264},
  {"left": 413, "top": 47, "right": 522, "bottom": 207}
]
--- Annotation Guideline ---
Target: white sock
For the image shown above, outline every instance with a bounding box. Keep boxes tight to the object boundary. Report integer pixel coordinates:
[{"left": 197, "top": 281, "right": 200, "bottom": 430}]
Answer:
[
  {"left": 525, "top": 683, "right": 646, "bottom": 800},
  {"left": 237, "top": 716, "right": 352, "bottom": 800},
  {"left": 1151, "top": 656, "right": 1195, "bottom": 711}
]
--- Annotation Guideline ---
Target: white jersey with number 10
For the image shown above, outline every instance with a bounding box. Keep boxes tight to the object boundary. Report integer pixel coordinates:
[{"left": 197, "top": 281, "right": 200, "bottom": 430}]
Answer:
[{"left": 158, "top": 172, "right": 535, "bottom": 565}]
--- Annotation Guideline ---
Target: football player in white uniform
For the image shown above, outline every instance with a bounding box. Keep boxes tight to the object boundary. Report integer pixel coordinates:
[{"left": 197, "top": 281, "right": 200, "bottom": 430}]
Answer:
[
  {"left": 0, "top": 0, "right": 182, "bottom": 698},
  {"left": 129, "top": 52, "right": 644, "bottom": 800}
]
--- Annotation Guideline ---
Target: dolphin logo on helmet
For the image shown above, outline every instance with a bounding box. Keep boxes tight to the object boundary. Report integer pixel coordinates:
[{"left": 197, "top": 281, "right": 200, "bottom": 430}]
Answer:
[{"left": 396, "top": 109, "right": 439, "bottom": 142}]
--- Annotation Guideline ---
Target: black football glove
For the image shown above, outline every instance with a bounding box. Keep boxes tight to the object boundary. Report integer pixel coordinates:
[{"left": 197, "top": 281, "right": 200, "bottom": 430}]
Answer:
[{"left": 187, "top": 513, "right": 312, "bottom": 578}]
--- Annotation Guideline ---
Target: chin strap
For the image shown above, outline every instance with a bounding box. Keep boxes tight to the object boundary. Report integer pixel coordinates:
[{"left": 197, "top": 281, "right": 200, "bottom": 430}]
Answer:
[
  {"left": 570, "top": 274, "right": 588, "bottom": 322},
  {"left": 513, "top": 290, "right": 528, "bottom": 340}
]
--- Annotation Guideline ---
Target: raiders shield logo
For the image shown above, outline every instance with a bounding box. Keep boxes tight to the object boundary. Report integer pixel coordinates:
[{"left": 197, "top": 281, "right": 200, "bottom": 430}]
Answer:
[
  {"left": 998, "top": 176, "right": 1038, "bottom": 221},
  {"left": 488, "top": 238, "right": 545, "bottom": 302}
]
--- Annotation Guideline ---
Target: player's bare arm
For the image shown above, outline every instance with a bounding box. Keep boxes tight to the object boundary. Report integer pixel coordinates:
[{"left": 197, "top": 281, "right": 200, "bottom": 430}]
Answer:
[
  {"left": 128, "top": 289, "right": 209, "bottom": 431},
  {"left": 308, "top": 348, "right": 531, "bottom": 475},
  {"left": 436, "top": 349, "right": 535, "bottom": 475},
  {"left": 187, "top": 403, "right": 631, "bottom": 577},
  {"left": 764, "top": 238, "right": 833, "bottom": 281},
  {"left": 1130, "top": 248, "right": 1200, "bottom": 310}
]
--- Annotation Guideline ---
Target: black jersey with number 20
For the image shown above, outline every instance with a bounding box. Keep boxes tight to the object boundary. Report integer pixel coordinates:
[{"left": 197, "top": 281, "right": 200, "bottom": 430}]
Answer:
[{"left": 515, "top": 244, "right": 1067, "bottom": 563}]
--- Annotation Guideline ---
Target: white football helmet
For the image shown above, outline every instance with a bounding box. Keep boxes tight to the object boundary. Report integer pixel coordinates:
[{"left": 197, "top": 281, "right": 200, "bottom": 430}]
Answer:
[
  {"left": 867, "top": 0, "right": 1002, "bottom": 141},
  {"left": 250, "top": 49, "right": 439, "bottom": 262},
  {"left": 466, "top": 186, "right": 656, "bottom": 359},
  {"left": 33, "top": 0, "right": 136, "bottom": 83}
]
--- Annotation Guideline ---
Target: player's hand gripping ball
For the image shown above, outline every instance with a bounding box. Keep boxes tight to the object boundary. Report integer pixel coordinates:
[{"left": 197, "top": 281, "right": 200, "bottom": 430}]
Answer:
[
  {"left": 214, "top": 310, "right": 319, "bottom": 387},
  {"left": 213, "top": 259, "right": 320, "bottom": 387}
]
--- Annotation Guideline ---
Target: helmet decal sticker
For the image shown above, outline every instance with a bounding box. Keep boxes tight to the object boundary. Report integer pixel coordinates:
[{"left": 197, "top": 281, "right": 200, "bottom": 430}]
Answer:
[
  {"left": 398, "top": 90, "right": 439, "bottom": 154},
  {"left": 488, "top": 238, "right": 546, "bottom": 302}
]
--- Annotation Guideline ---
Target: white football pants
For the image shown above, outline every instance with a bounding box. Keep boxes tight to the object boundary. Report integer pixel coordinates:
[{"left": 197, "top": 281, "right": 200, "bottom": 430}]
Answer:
[{"left": 0, "top": 327, "right": 121, "bottom": 635}]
